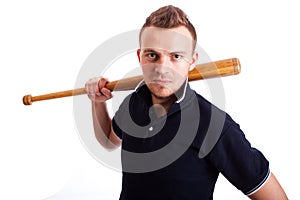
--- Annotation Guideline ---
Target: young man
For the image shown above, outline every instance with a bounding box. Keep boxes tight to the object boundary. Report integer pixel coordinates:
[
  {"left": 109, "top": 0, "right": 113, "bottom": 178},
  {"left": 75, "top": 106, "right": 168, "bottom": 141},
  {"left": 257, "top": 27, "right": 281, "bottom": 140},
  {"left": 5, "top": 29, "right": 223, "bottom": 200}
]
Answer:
[{"left": 85, "top": 5, "right": 288, "bottom": 200}]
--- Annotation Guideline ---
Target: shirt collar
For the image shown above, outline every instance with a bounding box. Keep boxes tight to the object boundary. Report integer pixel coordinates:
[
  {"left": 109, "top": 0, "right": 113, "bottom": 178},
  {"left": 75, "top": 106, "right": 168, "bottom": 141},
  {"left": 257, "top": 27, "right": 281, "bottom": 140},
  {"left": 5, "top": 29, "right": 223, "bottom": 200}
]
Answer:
[{"left": 175, "top": 78, "right": 188, "bottom": 103}]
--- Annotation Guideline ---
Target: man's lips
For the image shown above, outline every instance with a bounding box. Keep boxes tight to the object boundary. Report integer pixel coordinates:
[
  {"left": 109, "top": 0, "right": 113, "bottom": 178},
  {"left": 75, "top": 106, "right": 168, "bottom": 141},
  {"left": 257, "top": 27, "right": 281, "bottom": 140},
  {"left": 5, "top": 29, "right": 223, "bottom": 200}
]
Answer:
[{"left": 152, "top": 79, "right": 172, "bottom": 86}]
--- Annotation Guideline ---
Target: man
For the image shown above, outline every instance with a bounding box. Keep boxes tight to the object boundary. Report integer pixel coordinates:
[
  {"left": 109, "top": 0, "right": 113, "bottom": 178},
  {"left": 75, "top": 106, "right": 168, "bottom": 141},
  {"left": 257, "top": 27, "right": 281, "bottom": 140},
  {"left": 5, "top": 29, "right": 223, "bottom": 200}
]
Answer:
[{"left": 85, "top": 5, "right": 288, "bottom": 199}]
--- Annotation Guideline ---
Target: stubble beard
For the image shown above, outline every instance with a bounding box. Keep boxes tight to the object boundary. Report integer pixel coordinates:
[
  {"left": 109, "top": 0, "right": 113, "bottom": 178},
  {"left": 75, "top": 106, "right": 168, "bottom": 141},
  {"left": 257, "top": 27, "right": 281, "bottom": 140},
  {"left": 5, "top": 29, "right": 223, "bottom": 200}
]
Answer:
[{"left": 147, "top": 83, "right": 175, "bottom": 100}]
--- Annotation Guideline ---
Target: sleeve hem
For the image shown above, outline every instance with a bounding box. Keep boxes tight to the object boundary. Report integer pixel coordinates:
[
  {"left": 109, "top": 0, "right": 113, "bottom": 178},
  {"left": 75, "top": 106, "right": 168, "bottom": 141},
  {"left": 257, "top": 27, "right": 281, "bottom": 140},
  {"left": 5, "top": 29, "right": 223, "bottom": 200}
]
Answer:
[{"left": 245, "top": 168, "right": 271, "bottom": 196}]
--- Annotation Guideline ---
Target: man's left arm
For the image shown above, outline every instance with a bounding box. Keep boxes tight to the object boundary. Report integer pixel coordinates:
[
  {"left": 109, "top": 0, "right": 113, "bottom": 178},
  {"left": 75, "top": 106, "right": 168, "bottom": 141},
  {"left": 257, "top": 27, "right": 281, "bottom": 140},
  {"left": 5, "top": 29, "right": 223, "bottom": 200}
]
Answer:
[{"left": 248, "top": 172, "right": 288, "bottom": 200}]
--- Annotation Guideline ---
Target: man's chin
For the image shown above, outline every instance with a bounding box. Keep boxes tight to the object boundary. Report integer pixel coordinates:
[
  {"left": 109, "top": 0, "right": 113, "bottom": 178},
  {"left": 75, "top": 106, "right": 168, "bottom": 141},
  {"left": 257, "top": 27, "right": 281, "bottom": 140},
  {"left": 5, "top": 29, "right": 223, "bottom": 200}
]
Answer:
[
  {"left": 148, "top": 85, "right": 175, "bottom": 100},
  {"left": 151, "top": 92, "right": 173, "bottom": 100}
]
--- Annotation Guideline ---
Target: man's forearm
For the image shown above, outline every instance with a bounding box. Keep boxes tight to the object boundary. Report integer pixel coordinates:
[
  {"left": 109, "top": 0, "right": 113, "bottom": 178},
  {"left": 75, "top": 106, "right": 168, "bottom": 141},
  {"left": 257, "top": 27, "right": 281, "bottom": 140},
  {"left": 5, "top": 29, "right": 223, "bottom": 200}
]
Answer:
[{"left": 92, "top": 101, "right": 115, "bottom": 149}]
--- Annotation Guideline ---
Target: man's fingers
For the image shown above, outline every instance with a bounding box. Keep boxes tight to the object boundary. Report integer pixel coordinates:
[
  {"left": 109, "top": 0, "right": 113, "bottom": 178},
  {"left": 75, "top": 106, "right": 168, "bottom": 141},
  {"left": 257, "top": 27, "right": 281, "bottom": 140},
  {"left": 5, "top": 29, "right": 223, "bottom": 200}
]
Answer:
[
  {"left": 85, "top": 77, "right": 100, "bottom": 94},
  {"left": 101, "top": 88, "right": 113, "bottom": 99},
  {"left": 85, "top": 77, "right": 112, "bottom": 102},
  {"left": 98, "top": 77, "right": 109, "bottom": 89}
]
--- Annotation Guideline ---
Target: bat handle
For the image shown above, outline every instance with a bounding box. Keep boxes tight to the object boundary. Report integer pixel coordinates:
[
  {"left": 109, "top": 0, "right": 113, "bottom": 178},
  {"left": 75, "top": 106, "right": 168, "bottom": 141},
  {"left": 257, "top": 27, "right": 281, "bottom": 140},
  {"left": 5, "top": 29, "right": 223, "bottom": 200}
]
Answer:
[{"left": 23, "top": 88, "right": 87, "bottom": 105}]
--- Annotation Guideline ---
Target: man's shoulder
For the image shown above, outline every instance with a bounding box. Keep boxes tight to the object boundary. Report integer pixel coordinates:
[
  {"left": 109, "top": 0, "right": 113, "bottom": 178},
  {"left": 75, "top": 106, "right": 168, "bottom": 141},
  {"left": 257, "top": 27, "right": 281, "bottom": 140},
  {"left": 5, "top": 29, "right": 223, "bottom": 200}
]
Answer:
[
  {"left": 192, "top": 90, "right": 238, "bottom": 128},
  {"left": 193, "top": 91, "right": 223, "bottom": 115}
]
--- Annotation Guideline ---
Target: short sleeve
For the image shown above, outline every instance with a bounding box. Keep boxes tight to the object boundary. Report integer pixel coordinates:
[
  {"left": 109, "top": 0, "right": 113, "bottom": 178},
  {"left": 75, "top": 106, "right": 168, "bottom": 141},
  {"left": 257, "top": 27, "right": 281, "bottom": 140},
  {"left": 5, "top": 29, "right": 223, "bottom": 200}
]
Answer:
[
  {"left": 207, "top": 122, "right": 270, "bottom": 195},
  {"left": 112, "top": 98, "right": 129, "bottom": 139},
  {"left": 111, "top": 93, "right": 133, "bottom": 140},
  {"left": 112, "top": 117, "right": 122, "bottom": 139}
]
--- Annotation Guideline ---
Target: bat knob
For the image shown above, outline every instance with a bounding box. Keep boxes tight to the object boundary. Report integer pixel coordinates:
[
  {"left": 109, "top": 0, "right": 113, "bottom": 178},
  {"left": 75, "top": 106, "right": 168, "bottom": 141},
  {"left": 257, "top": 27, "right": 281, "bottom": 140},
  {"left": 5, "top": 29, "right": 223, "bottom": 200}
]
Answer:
[
  {"left": 23, "top": 95, "right": 32, "bottom": 105},
  {"left": 233, "top": 58, "right": 241, "bottom": 74}
]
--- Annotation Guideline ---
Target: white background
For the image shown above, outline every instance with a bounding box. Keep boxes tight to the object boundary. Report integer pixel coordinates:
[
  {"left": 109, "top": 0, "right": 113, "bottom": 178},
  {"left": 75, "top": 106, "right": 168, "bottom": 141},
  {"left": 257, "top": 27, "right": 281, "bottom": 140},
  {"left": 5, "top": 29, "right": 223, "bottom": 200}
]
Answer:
[{"left": 0, "top": 0, "right": 299, "bottom": 199}]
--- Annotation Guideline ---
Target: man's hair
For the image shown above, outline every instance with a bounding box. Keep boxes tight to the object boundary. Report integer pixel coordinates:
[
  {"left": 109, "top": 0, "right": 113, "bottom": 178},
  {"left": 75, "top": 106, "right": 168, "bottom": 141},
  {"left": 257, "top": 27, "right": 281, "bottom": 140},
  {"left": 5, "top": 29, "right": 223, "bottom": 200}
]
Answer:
[{"left": 139, "top": 5, "right": 197, "bottom": 50}]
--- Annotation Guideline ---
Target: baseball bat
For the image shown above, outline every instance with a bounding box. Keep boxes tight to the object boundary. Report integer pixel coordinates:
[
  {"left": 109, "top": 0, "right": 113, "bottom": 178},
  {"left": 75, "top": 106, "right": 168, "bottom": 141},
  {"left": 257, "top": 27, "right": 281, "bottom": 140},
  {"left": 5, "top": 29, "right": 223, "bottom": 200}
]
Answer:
[{"left": 22, "top": 58, "right": 241, "bottom": 105}]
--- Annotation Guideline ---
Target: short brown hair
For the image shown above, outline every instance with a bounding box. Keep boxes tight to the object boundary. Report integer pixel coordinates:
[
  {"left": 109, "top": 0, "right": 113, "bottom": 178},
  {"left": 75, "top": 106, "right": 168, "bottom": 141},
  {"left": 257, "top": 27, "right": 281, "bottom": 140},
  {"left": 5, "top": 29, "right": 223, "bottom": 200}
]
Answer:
[{"left": 139, "top": 5, "right": 197, "bottom": 50}]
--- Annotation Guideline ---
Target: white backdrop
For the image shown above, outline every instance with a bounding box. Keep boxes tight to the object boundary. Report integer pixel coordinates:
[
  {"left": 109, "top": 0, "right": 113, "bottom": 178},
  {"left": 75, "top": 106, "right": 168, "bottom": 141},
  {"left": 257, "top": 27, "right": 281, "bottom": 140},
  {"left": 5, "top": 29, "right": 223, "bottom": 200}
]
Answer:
[{"left": 0, "top": 0, "right": 298, "bottom": 199}]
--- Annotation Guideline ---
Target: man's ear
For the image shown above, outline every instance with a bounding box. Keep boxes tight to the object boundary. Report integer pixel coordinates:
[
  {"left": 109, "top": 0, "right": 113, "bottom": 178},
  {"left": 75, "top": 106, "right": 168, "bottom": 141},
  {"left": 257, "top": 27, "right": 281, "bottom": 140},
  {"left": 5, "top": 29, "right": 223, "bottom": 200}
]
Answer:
[
  {"left": 189, "top": 51, "right": 199, "bottom": 71},
  {"left": 137, "top": 49, "right": 141, "bottom": 63}
]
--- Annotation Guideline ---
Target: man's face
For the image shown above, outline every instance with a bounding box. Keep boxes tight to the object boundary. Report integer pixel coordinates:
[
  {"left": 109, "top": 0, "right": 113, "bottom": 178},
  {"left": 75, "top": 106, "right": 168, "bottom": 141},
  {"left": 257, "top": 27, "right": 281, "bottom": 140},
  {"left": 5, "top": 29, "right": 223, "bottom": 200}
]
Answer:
[{"left": 138, "top": 26, "right": 198, "bottom": 100}]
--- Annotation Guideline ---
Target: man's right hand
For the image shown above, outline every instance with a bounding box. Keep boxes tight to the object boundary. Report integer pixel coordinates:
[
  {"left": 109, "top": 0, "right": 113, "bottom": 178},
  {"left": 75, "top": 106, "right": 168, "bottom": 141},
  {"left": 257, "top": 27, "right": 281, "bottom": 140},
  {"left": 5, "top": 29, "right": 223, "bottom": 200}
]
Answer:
[{"left": 85, "top": 77, "right": 113, "bottom": 102}]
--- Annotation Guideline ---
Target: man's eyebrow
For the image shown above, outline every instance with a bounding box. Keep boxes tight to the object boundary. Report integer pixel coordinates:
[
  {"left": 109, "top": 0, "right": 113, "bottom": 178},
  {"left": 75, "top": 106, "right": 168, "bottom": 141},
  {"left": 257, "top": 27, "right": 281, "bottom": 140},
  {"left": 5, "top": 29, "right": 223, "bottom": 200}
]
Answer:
[
  {"left": 171, "top": 51, "right": 187, "bottom": 55},
  {"left": 141, "top": 48, "right": 157, "bottom": 53},
  {"left": 141, "top": 48, "right": 187, "bottom": 55}
]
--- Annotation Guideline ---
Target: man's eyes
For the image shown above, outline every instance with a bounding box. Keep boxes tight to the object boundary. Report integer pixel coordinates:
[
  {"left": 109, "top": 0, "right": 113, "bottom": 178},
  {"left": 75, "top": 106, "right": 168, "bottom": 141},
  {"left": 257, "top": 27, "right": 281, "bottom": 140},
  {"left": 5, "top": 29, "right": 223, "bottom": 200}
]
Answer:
[
  {"left": 144, "top": 52, "right": 184, "bottom": 62},
  {"left": 172, "top": 54, "right": 182, "bottom": 60},
  {"left": 147, "top": 53, "right": 157, "bottom": 59}
]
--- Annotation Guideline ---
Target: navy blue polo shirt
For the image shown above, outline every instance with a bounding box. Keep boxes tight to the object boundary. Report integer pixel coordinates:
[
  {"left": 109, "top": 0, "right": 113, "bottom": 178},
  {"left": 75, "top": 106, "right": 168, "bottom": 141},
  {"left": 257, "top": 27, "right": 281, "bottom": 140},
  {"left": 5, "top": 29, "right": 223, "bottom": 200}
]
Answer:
[{"left": 112, "top": 82, "right": 269, "bottom": 200}]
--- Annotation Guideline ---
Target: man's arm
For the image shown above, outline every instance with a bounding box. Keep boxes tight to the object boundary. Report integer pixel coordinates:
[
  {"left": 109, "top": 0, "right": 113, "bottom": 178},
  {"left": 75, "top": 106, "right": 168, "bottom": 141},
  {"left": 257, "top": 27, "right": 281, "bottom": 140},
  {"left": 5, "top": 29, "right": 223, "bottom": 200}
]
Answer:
[
  {"left": 248, "top": 172, "right": 288, "bottom": 200},
  {"left": 85, "top": 77, "right": 121, "bottom": 151}
]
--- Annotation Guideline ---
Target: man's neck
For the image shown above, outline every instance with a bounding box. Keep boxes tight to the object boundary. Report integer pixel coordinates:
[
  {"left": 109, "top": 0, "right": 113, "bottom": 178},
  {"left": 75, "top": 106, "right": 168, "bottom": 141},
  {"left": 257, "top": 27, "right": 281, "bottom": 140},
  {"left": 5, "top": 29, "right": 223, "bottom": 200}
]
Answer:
[{"left": 151, "top": 94, "right": 176, "bottom": 117}]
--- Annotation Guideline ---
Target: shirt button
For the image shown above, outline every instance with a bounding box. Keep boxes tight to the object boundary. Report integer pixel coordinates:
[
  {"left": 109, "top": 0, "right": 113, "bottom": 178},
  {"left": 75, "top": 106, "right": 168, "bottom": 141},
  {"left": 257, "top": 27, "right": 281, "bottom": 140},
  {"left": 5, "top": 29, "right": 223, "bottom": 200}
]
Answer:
[{"left": 149, "top": 126, "right": 154, "bottom": 131}]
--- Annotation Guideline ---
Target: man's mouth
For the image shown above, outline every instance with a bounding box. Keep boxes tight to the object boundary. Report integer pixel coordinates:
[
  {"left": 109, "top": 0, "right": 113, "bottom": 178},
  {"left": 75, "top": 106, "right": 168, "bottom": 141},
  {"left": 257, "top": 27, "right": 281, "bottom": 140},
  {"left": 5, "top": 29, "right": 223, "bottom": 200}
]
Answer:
[{"left": 152, "top": 79, "right": 172, "bottom": 87}]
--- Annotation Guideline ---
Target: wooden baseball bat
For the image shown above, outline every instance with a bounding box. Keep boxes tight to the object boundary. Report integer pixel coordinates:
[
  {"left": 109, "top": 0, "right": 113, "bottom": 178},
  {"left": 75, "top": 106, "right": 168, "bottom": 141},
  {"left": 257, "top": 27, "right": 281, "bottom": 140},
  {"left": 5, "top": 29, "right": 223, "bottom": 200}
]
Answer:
[{"left": 22, "top": 58, "right": 241, "bottom": 105}]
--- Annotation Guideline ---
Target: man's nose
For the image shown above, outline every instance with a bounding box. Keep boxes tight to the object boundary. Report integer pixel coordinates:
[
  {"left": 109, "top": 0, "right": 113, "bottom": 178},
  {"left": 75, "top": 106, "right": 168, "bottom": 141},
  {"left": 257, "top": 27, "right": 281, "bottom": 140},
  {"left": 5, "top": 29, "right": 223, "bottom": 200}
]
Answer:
[{"left": 155, "top": 55, "right": 171, "bottom": 74}]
